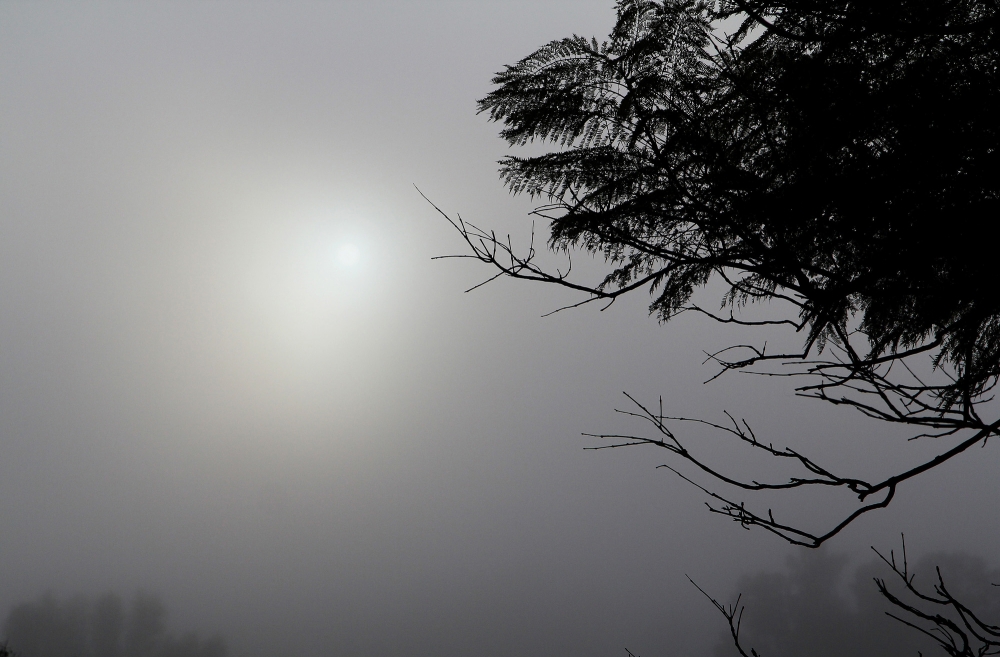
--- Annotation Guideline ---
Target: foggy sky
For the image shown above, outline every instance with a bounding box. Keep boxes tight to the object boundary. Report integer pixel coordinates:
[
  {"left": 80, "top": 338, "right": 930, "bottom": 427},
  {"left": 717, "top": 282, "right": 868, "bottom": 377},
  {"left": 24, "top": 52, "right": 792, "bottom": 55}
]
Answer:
[{"left": 3, "top": 2, "right": 1000, "bottom": 656}]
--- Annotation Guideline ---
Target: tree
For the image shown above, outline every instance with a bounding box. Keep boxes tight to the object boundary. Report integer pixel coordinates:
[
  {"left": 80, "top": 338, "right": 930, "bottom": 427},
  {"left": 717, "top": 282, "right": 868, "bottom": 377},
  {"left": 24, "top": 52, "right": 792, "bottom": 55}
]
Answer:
[
  {"left": 434, "top": 0, "right": 1000, "bottom": 549},
  {"left": 437, "top": 2, "right": 1000, "bottom": 653},
  {"left": 2, "top": 592, "right": 227, "bottom": 657}
]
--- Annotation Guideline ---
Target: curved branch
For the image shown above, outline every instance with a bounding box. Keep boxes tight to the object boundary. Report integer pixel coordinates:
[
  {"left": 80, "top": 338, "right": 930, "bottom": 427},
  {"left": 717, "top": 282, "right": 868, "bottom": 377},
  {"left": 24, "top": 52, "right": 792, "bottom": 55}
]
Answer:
[{"left": 588, "top": 393, "right": 1000, "bottom": 548}]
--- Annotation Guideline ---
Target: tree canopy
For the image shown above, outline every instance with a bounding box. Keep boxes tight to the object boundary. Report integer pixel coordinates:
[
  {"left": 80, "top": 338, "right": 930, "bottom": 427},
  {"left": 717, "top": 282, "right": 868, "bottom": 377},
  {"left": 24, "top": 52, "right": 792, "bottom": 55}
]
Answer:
[{"left": 439, "top": 0, "right": 1000, "bottom": 547}]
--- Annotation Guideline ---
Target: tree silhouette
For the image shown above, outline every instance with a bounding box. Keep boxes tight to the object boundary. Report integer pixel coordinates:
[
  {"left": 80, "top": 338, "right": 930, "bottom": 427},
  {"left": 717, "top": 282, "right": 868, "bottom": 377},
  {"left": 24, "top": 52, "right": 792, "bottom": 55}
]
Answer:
[
  {"left": 2, "top": 592, "right": 226, "bottom": 657},
  {"left": 436, "top": 0, "right": 1000, "bottom": 548}
]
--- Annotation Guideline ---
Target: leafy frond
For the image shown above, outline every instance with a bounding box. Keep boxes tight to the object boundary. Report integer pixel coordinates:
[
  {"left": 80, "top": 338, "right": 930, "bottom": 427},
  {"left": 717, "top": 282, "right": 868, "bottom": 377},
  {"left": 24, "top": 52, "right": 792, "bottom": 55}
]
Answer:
[{"left": 476, "top": 0, "right": 1000, "bottom": 409}]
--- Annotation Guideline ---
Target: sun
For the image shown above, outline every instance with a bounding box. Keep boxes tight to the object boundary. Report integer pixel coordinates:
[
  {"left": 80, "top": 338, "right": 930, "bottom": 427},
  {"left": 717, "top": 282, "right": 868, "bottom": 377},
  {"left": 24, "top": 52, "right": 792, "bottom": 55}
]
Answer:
[{"left": 336, "top": 243, "right": 361, "bottom": 267}]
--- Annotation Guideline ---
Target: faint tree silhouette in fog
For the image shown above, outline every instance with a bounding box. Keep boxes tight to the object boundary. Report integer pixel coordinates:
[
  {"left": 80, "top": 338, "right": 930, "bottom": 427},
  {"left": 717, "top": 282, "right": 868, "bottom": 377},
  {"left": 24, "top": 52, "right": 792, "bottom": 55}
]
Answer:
[
  {"left": 91, "top": 594, "right": 125, "bottom": 657},
  {"left": 1, "top": 596, "right": 88, "bottom": 657},
  {"left": 2, "top": 591, "right": 226, "bottom": 657},
  {"left": 435, "top": 0, "right": 1000, "bottom": 549},
  {"left": 702, "top": 547, "right": 1000, "bottom": 657},
  {"left": 125, "top": 593, "right": 165, "bottom": 657}
]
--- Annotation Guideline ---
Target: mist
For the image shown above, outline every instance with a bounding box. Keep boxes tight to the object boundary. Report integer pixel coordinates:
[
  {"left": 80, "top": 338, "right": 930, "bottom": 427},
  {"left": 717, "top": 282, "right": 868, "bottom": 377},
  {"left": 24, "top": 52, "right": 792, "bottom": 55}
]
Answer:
[{"left": 3, "top": 2, "right": 1000, "bottom": 656}]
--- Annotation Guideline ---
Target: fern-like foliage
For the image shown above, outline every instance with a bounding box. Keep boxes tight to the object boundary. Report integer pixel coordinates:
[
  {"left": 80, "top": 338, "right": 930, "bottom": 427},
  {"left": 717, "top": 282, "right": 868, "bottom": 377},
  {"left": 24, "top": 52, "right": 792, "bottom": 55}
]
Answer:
[{"left": 478, "top": 0, "right": 1000, "bottom": 409}]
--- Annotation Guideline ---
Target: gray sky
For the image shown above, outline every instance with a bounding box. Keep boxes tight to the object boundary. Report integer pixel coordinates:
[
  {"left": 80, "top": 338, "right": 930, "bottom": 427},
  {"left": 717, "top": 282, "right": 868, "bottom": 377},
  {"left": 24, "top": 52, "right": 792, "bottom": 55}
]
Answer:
[{"left": 3, "top": 3, "right": 1000, "bottom": 656}]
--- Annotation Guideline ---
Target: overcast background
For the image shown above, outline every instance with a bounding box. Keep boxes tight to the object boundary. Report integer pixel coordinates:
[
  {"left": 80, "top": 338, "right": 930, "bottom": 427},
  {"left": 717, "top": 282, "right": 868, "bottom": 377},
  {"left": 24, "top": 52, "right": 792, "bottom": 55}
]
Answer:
[{"left": 2, "top": 2, "right": 1000, "bottom": 656}]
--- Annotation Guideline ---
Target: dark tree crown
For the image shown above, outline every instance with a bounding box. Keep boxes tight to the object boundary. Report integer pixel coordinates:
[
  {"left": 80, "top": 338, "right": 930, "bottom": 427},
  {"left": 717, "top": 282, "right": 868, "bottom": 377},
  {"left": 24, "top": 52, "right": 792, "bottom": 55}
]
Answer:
[
  {"left": 433, "top": 0, "right": 1000, "bottom": 548},
  {"left": 478, "top": 0, "right": 1000, "bottom": 408}
]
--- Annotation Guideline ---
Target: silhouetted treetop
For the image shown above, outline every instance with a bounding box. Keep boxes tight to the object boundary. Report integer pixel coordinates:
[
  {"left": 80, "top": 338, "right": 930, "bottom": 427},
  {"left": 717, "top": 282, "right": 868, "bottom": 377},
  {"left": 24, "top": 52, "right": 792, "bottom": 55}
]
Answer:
[
  {"left": 478, "top": 0, "right": 999, "bottom": 405},
  {"left": 434, "top": 0, "right": 1000, "bottom": 546}
]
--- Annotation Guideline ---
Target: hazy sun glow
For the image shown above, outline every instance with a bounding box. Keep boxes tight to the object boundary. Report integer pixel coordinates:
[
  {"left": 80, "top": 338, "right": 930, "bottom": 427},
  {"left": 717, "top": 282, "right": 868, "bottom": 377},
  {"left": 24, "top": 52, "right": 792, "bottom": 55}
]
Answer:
[{"left": 337, "top": 243, "right": 361, "bottom": 267}]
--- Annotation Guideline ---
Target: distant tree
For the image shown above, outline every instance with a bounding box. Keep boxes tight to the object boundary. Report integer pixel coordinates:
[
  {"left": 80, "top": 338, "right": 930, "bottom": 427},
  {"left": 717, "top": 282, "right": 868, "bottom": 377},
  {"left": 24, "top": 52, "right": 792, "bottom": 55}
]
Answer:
[
  {"left": 699, "top": 542, "right": 1000, "bottom": 657},
  {"left": 1, "top": 595, "right": 88, "bottom": 657},
  {"left": 2, "top": 592, "right": 226, "bottom": 657},
  {"left": 435, "top": 0, "right": 1000, "bottom": 549},
  {"left": 91, "top": 594, "right": 125, "bottom": 657},
  {"left": 125, "top": 592, "right": 166, "bottom": 657}
]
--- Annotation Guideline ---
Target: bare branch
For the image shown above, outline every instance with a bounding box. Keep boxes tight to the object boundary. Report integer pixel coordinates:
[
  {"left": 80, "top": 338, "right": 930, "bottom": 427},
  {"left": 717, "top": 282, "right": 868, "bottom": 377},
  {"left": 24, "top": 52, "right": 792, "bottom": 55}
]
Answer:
[{"left": 588, "top": 393, "right": 1000, "bottom": 548}]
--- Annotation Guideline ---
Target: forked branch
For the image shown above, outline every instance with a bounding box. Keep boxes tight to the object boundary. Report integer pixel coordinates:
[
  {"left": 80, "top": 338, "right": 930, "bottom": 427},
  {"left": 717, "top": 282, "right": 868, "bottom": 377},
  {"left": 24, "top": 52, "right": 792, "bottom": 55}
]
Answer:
[
  {"left": 587, "top": 393, "right": 1000, "bottom": 548},
  {"left": 874, "top": 539, "right": 1000, "bottom": 656}
]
